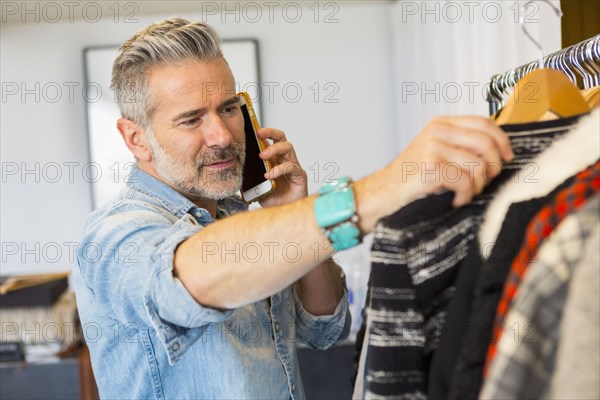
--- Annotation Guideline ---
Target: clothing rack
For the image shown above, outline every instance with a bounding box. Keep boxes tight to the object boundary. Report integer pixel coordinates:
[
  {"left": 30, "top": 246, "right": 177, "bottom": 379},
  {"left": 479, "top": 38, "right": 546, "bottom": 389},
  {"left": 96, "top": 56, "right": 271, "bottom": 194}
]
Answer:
[{"left": 487, "top": 35, "right": 600, "bottom": 115}]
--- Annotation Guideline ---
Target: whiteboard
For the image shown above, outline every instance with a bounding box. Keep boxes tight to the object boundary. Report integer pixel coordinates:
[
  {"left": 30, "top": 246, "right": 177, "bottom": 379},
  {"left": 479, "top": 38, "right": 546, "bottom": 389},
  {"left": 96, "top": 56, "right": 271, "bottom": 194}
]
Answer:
[{"left": 83, "top": 40, "right": 261, "bottom": 209}]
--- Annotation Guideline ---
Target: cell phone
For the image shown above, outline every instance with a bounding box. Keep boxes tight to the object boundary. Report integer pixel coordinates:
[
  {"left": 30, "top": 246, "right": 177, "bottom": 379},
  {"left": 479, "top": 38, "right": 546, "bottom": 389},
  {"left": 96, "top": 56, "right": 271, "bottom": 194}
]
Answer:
[{"left": 238, "top": 92, "right": 276, "bottom": 203}]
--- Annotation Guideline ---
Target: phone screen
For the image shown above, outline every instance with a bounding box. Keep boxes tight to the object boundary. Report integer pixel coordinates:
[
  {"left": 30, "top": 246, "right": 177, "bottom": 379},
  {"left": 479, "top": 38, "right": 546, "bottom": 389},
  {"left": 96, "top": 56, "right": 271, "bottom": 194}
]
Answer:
[{"left": 241, "top": 104, "right": 268, "bottom": 192}]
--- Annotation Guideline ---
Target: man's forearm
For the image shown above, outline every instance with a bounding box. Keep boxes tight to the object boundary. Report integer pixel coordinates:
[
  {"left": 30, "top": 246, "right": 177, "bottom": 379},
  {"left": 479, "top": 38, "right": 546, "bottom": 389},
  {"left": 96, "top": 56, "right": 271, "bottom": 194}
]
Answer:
[
  {"left": 294, "top": 258, "right": 344, "bottom": 316},
  {"left": 175, "top": 195, "right": 332, "bottom": 310},
  {"left": 174, "top": 174, "right": 393, "bottom": 311}
]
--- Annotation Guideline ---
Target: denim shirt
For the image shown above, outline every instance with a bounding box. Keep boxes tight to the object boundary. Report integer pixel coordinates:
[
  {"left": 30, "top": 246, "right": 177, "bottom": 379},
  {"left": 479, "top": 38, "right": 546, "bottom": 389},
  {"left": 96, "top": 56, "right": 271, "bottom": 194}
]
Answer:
[{"left": 72, "top": 167, "right": 350, "bottom": 400}]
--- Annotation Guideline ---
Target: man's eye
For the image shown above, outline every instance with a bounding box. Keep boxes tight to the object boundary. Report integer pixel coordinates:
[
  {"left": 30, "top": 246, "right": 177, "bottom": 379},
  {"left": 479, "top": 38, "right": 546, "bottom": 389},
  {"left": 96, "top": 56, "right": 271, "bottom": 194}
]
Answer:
[
  {"left": 222, "top": 105, "right": 239, "bottom": 114},
  {"left": 181, "top": 118, "right": 199, "bottom": 126}
]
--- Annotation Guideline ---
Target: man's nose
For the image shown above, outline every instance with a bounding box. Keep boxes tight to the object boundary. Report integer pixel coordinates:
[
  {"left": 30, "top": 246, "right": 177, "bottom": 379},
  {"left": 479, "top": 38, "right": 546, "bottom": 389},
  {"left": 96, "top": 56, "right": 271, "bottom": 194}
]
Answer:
[{"left": 203, "top": 114, "right": 233, "bottom": 148}]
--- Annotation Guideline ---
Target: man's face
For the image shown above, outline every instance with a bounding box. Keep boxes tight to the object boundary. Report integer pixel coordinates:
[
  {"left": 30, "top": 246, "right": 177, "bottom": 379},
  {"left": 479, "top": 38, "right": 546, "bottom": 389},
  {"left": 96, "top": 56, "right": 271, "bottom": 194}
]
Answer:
[{"left": 144, "top": 58, "right": 246, "bottom": 200}]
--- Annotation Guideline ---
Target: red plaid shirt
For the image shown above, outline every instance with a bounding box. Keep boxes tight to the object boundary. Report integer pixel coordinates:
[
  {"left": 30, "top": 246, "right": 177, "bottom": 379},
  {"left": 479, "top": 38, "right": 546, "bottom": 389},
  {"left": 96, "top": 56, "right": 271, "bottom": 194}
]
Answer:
[{"left": 485, "top": 160, "right": 600, "bottom": 374}]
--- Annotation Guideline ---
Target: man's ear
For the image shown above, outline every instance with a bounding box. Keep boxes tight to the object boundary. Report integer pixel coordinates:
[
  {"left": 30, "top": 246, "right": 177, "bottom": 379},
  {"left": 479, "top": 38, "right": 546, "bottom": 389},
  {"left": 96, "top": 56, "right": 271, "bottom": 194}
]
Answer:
[{"left": 116, "top": 118, "right": 152, "bottom": 162}]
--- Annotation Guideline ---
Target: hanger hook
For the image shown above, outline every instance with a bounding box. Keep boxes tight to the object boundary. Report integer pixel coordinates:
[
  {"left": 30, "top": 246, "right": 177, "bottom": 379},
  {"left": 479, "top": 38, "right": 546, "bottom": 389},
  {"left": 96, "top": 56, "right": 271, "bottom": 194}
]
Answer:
[{"left": 521, "top": 0, "right": 563, "bottom": 69}]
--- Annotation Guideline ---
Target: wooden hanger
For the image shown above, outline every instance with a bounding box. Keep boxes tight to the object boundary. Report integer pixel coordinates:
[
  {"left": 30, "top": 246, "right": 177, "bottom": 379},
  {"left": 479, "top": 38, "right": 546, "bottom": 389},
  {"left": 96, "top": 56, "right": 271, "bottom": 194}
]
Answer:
[
  {"left": 495, "top": 68, "right": 590, "bottom": 125},
  {"left": 582, "top": 86, "right": 600, "bottom": 108}
]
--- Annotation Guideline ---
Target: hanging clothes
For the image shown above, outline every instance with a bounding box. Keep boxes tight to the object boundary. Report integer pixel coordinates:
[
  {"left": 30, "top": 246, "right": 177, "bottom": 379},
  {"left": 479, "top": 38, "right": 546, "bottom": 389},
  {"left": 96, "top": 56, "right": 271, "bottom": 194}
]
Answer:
[
  {"left": 427, "top": 174, "right": 576, "bottom": 400},
  {"left": 486, "top": 161, "right": 600, "bottom": 370},
  {"left": 356, "top": 114, "right": 585, "bottom": 399},
  {"left": 545, "top": 225, "right": 600, "bottom": 399},
  {"left": 435, "top": 109, "right": 600, "bottom": 400},
  {"left": 480, "top": 194, "right": 600, "bottom": 399}
]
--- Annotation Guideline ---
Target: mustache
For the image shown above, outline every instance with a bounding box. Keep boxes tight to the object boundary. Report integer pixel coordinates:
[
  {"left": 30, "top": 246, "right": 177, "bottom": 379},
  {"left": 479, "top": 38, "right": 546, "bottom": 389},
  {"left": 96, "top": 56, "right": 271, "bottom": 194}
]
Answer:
[{"left": 197, "top": 143, "right": 244, "bottom": 169}]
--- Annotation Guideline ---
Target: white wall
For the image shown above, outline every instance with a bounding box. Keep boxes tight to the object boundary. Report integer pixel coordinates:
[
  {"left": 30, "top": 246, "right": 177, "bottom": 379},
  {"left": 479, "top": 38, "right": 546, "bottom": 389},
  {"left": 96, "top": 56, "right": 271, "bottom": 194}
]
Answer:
[
  {"left": 1, "top": 1, "right": 396, "bottom": 275},
  {"left": 390, "top": 0, "right": 562, "bottom": 149}
]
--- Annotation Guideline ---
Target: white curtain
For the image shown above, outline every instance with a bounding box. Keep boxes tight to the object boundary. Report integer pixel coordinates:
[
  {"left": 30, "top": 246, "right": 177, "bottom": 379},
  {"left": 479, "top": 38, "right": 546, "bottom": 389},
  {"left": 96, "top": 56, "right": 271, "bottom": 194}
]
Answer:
[{"left": 390, "top": 0, "right": 562, "bottom": 150}]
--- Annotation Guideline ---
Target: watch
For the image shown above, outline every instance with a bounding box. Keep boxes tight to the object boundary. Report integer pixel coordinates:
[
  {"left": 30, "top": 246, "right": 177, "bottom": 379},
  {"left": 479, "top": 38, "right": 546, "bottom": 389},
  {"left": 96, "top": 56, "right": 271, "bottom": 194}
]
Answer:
[{"left": 314, "top": 177, "right": 362, "bottom": 251}]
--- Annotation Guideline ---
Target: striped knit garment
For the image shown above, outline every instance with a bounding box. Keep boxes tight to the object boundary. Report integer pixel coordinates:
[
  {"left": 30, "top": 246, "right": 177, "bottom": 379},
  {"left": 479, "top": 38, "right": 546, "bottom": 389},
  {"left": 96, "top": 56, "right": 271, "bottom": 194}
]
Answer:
[{"left": 362, "top": 117, "right": 582, "bottom": 399}]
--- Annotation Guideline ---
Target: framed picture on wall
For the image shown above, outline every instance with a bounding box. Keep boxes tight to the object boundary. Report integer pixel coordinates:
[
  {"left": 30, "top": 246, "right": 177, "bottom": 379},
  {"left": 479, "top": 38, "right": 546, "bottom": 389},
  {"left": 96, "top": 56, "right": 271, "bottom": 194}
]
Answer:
[{"left": 83, "top": 39, "right": 261, "bottom": 209}]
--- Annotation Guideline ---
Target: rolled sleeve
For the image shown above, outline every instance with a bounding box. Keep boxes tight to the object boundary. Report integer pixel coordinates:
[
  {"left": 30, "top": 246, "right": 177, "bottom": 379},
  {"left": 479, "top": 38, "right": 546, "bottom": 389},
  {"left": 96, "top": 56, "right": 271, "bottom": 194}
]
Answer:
[
  {"left": 144, "top": 214, "right": 235, "bottom": 364},
  {"left": 292, "top": 284, "right": 351, "bottom": 350},
  {"left": 77, "top": 206, "right": 234, "bottom": 365}
]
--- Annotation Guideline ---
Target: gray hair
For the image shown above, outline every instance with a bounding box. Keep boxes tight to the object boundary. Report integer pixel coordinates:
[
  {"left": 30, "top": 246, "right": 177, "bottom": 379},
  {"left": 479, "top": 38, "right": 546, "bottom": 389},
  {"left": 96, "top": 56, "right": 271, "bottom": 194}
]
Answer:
[{"left": 110, "top": 17, "right": 224, "bottom": 130}]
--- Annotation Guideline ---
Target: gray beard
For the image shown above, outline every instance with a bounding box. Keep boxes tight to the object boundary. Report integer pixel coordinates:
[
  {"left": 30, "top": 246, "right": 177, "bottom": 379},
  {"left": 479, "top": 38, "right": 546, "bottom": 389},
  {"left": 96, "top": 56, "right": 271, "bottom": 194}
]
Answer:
[{"left": 151, "top": 142, "right": 246, "bottom": 200}]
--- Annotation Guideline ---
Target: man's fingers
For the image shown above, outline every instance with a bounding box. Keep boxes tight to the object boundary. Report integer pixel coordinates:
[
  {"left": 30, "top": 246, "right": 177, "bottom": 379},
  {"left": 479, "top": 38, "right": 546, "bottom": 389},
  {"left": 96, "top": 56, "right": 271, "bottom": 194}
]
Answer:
[
  {"left": 260, "top": 141, "right": 295, "bottom": 162},
  {"left": 390, "top": 115, "right": 513, "bottom": 210},
  {"left": 419, "top": 141, "right": 495, "bottom": 207},
  {"left": 431, "top": 116, "right": 514, "bottom": 161},
  {"left": 265, "top": 161, "right": 304, "bottom": 181},
  {"left": 444, "top": 148, "right": 486, "bottom": 197},
  {"left": 430, "top": 124, "right": 504, "bottom": 171},
  {"left": 257, "top": 127, "right": 287, "bottom": 143}
]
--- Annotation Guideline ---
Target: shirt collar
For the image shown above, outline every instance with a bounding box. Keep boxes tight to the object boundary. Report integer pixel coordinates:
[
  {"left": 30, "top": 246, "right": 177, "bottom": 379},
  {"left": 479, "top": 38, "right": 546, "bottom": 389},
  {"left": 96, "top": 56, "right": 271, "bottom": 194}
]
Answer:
[{"left": 125, "top": 165, "right": 245, "bottom": 224}]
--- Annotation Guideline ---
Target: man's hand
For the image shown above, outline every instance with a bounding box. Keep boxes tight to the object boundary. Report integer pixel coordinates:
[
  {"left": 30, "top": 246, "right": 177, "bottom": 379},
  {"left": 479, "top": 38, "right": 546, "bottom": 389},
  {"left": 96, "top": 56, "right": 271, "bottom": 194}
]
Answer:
[
  {"left": 354, "top": 116, "right": 514, "bottom": 233},
  {"left": 256, "top": 127, "right": 308, "bottom": 208},
  {"left": 395, "top": 115, "right": 514, "bottom": 207}
]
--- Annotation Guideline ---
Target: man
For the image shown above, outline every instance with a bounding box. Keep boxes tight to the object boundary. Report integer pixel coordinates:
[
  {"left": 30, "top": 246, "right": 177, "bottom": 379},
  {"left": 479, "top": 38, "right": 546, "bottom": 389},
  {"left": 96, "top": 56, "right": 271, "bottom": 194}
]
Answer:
[{"left": 72, "top": 18, "right": 514, "bottom": 399}]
